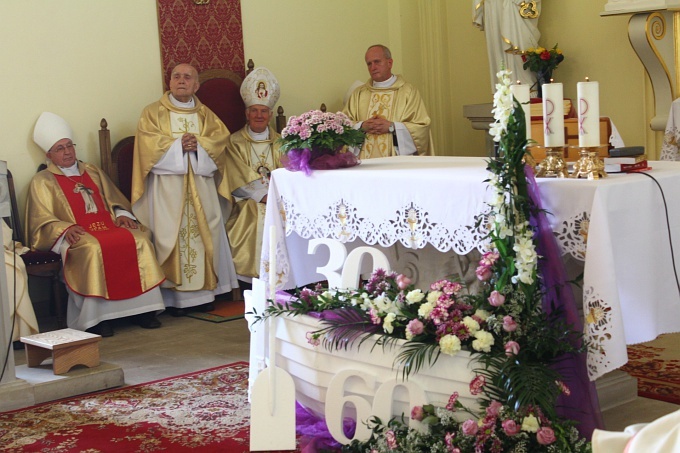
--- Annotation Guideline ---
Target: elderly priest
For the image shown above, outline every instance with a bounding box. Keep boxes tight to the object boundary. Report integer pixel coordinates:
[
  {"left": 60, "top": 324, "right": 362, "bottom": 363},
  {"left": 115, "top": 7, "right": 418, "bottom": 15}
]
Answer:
[
  {"left": 131, "top": 63, "right": 239, "bottom": 316},
  {"left": 26, "top": 112, "right": 165, "bottom": 337}
]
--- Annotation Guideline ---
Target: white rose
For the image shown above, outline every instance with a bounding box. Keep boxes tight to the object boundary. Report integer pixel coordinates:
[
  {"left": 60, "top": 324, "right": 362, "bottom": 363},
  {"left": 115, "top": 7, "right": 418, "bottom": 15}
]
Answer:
[{"left": 474, "top": 309, "right": 490, "bottom": 321}]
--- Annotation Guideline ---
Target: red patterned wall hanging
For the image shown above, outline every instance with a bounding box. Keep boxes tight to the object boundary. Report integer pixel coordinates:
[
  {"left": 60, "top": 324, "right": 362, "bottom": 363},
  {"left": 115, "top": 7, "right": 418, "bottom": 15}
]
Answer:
[{"left": 156, "top": 0, "right": 245, "bottom": 89}]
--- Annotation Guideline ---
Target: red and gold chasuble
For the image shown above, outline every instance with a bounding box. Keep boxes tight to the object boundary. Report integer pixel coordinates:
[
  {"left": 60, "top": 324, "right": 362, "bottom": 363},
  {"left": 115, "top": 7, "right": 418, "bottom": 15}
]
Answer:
[{"left": 55, "top": 173, "right": 143, "bottom": 300}]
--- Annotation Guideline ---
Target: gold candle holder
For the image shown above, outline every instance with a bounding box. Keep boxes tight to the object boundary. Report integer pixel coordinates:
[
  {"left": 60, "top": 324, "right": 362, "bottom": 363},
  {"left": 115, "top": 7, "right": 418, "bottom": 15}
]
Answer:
[
  {"left": 570, "top": 146, "right": 607, "bottom": 179},
  {"left": 535, "top": 146, "right": 568, "bottom": 178}
]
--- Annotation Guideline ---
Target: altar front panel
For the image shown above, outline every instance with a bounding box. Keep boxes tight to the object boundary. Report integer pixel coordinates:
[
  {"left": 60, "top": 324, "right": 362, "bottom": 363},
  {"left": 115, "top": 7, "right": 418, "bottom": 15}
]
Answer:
[{"left": 261, "top": 156, "right": 680, "bottom": 380}]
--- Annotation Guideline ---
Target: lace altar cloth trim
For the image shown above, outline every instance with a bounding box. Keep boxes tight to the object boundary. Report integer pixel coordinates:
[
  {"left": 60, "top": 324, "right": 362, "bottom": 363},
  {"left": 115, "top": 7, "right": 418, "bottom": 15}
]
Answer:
[{"left": 280, "top": 196, "right": 589, "bottom": 261}]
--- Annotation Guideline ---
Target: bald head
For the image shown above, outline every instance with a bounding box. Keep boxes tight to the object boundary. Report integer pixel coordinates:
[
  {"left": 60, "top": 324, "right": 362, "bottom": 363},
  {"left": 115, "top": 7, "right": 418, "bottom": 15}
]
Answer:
[{"left": 169, "top": 64, "right": 200, "bottom": 102}]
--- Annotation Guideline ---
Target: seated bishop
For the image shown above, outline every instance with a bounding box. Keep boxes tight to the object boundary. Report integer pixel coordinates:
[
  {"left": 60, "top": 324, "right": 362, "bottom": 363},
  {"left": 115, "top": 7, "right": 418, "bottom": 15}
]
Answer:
[
  {"left": 25, "top": 112, "right": 166, "bottom": 337},
  {"left": 220, "top": 67, "right": 282, "bottom": 282}
]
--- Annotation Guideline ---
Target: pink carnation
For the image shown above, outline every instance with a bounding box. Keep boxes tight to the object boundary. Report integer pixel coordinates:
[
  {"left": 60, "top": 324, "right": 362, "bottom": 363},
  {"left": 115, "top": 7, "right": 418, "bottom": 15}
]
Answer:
[
  {"left": 476, "top": 265, "right": 492, "bottom": 281},
  {"left": 470, "top": 375, "right": 486, "bottom": 395},
  {"left": 385, "top": 430, "right": 398, "bottom": 449},
  {"left": 486, "top": 400, "right": 503, "bottom": 417},
  {"left": 446, "top": 392, "right": 459, "bottom": 411},
  {"left": 406, "top": 319, "right": 424, "bottom": 337}
]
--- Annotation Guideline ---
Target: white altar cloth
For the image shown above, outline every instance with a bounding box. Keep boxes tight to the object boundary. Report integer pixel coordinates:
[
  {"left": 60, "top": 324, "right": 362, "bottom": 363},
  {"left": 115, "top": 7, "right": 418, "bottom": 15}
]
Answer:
[{"left": 261, "top": 156, "right": 680, "bottom": 380}]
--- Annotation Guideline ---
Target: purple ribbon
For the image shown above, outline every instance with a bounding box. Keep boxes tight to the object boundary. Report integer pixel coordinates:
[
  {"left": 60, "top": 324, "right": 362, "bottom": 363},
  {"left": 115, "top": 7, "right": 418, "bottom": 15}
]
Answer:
[{"left": 525, "top": 165, "right": 604, "bottom": 439}]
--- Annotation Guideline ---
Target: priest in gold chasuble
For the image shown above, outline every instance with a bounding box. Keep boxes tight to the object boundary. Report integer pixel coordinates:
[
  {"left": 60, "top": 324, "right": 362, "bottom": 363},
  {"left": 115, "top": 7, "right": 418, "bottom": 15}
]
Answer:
[
  {"left": 132, "top": 64, "right": 238, "bottom": 313},
  {"left": 220, "top": 67, "right": 282, "bottom": 279},
  {"left": 26, "top": 112, "right": 165, "bottom": 336},
  {"left": 344, "top": 44, "right": 432, "bottom": 158}
]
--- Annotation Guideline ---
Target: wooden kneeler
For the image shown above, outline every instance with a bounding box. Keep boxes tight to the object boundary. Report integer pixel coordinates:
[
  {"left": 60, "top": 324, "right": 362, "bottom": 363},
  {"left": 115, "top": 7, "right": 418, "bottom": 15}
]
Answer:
[{"left": 21, "top": 328, "right": 102, "bottom": 375}]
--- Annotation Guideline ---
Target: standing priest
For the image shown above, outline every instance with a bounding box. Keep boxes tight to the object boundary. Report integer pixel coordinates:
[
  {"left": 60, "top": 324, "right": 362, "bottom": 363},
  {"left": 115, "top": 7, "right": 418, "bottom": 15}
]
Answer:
[
  {"left": 344, "top": 44, "right": 432, "bottom": 158},
  {"left": 26, "top": 112, "right": 165, "bottom": 337},
  {"left": 220, "top": 67, "right": 282, "bottom": 282},
  {"left": 131, "top": 63, "right": 239, "bottom": 316}
]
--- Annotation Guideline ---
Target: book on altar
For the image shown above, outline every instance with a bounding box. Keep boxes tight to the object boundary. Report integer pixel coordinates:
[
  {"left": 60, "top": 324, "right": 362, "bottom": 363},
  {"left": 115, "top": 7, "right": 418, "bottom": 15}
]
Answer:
[
  {"left": 604, "top": 160, "right": 649, "bottom": 173},
  {"left": 608, "top": 146, "right": 644, "bottom": 158},
  {"left": 603, "top": 154, "right": 647, "bottom": 165}
]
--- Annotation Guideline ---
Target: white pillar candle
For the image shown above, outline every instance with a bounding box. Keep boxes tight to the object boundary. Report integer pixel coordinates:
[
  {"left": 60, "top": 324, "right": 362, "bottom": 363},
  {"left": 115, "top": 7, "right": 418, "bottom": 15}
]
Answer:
[
  {"left": 510, "top": 82, "right": 532, "bottom": 140},
  {"left": 577, "top": 79, "right": 600, "bottom": 147},
  {"left": 542, "top": 82, "right": 565, "bottom": 147}
]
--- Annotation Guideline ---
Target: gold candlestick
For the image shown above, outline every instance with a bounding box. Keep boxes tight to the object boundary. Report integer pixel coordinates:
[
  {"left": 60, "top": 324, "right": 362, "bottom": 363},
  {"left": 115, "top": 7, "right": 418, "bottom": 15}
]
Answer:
[
  {"left": 570, "top": 146, "right": 607, "bottom": 179},
  {"left": 535, "top": 146, "right": 568, "bottom": 178}
]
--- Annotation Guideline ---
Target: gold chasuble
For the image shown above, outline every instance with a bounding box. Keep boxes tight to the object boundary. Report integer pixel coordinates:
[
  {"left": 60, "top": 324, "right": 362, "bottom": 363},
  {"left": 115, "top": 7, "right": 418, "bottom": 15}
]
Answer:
[
  {"left": 220, "top": 126, "right": 282, "bottom": 277},
  {"left": 25, "top": 162, "right": 164, "bottom": 300},
  {"left": 132, "top": 92, "right": 234, "bottom": 294},
  {"left": 344, "top": 75, "right": 432, "bottom": 158}
]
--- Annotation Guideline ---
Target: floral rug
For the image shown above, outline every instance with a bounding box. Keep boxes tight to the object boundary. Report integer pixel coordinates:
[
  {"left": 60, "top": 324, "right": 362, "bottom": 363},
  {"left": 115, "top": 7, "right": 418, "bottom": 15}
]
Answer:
[
  {"left": 0, "top": 362, "right": 258, "bottom": 452},
  {"left": 620, "top": 333, "right": 680, "bottom": 405}
]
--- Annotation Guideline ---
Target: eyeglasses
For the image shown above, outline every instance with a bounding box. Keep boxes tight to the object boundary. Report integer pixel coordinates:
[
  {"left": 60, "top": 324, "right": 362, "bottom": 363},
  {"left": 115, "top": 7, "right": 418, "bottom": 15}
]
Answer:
[{"left": 50, "top": 143, "right": 76, "bottom": 154}]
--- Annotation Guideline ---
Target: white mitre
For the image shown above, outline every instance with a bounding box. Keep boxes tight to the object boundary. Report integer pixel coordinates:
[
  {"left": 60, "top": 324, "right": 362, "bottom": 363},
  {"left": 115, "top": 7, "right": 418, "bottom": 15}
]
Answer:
[
  {"left": 33, "top": 112, "right": 74, "bottom": 152},
  {"left": 241, "top": 67, "right": 280, "bottom": 109}
]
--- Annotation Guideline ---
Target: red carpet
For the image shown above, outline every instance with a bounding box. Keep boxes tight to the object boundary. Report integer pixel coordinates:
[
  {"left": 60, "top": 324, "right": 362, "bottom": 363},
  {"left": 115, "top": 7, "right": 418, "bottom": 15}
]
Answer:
[
  {"left": 620, "top": 333, "right": 680, "bottom": 405},
  {"left": 0, "top": 362, "right": 257, "bottom": 452}
]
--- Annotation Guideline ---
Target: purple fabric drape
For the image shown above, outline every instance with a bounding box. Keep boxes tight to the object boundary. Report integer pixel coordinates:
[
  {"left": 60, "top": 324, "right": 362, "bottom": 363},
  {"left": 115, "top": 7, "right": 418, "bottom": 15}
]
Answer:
[
  {"left": 524, "top": 165, "right": 604, "bottom": 439},
  {"left": 281, "top": 148, "right": 360, "bottom": 175},
  {"left": 296, "top": 402, "right": 354, "bottom": 452}
]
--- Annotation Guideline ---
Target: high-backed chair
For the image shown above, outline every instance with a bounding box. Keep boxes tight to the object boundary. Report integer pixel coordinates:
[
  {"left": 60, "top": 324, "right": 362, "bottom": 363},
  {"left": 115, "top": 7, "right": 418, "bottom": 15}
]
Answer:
[
  {"left": 196, "top": 68, "right": 247, "bottom": 134},
  {"left": 5, "top": 170, "right": 66, "bottom": 328},
  {"left": 99, "top": 119, "right": 134, "bottom": 201}
]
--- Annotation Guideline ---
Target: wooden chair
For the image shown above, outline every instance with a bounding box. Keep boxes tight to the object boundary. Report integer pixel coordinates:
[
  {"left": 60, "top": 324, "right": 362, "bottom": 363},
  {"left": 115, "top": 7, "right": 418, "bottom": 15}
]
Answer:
[
  {"left": 98, "top": 119, "right": 134, "bottom": 201},
  {"left": 5, "top": 170, "right": 66, "bottom": 328}
]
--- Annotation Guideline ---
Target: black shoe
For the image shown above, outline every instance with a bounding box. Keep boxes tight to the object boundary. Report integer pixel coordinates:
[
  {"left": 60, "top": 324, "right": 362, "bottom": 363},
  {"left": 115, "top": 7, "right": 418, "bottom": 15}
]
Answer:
[
  {"left": 132, "top": 312, "right": 162, "bottom": 329},
  {"left": 86, "top": 320, "right": 114, "bottom": 337},
  {"left": 166, "top": 307, "right": 187, "bottom": 317}
]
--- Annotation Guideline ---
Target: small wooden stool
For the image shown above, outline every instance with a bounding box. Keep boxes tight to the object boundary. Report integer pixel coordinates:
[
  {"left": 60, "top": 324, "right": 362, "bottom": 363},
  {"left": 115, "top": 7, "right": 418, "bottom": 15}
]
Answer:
[{"left": 20, "top": 328, "right": 102, "bottom": 375}]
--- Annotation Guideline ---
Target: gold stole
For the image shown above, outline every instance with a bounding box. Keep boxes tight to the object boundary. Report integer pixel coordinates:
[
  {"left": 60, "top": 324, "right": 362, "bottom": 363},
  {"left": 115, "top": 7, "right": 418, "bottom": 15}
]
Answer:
[
  {"left": 362, "top": 91, "right": 395, "bottom": 159},
  {"left": 169, "top": 111, "right": 211, "bottom": 291}
]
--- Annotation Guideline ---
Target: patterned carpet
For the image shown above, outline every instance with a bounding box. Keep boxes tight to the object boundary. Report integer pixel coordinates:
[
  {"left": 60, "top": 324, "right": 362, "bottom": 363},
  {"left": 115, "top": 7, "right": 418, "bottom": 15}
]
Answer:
[
  {"left": 0, "top": 363, "right": 254, "bottom": 452},
  {"left": 620, "top": 333, "right": 680, "bottom": 405}
]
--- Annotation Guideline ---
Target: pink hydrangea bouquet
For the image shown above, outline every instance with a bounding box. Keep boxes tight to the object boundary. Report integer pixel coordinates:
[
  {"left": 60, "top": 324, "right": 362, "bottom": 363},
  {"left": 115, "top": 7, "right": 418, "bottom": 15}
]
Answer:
[{"left": 279, "top": 109, "right": 365, "bottom": 175}]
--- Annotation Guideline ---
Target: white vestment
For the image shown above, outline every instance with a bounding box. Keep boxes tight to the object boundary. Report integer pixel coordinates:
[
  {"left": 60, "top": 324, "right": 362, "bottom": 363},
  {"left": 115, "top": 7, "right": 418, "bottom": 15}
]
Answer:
[{"left": 3, "top": 222, "right": 39, "bottom": 341}]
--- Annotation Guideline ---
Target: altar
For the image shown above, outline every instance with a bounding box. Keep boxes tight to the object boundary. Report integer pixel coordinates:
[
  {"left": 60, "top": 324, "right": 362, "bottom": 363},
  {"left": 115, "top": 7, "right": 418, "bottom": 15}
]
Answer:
[{"left": 260, "top": 156, "right": 680, "bottom": 381}]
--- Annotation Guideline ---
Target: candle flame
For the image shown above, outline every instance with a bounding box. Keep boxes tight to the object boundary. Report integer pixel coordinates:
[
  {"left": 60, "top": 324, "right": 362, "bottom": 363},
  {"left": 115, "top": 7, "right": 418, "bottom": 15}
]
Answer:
[
  {"left": 516, "top": 80, "right": 521, "bottom": 85},
  {"left": 585, "top": 76, "right": 590, "bottom": 82},
  {"left": 550, "top": 78, "right": 554, "bottom": 83}
]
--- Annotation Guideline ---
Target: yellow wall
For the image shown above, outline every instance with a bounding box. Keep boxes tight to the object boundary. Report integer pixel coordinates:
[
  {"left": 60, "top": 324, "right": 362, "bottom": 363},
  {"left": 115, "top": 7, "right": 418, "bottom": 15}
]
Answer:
[
  {"left": 0, "top": 0, "right": 163, "bottom": 214},
  {"left": 0, "top": 0, "right": 660, "bottom": 216}
]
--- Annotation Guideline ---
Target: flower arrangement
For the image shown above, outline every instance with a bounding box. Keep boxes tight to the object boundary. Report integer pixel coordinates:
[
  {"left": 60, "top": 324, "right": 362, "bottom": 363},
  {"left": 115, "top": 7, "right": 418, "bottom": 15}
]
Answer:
[
  {"left": 521, "top": 44, "right": 564, "bottom": 76},
  {"left": 255, "top": 70, "right": 595, "bottom": 451},
  {"left": 278, "top": 110, "right": 366, "bottom": 175}
]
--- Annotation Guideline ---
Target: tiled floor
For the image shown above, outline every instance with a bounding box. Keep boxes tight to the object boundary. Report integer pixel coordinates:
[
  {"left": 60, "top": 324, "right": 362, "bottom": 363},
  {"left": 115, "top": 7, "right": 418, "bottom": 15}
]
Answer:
[{"left": 12, "top": 311, "right": 679, "bottom": 433}]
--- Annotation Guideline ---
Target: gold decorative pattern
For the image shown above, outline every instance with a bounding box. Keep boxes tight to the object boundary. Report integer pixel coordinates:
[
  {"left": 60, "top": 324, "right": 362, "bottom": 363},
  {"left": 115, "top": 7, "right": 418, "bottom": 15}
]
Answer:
[{"left": 519, "top": 1, "right": 539, "bottom": 19}]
